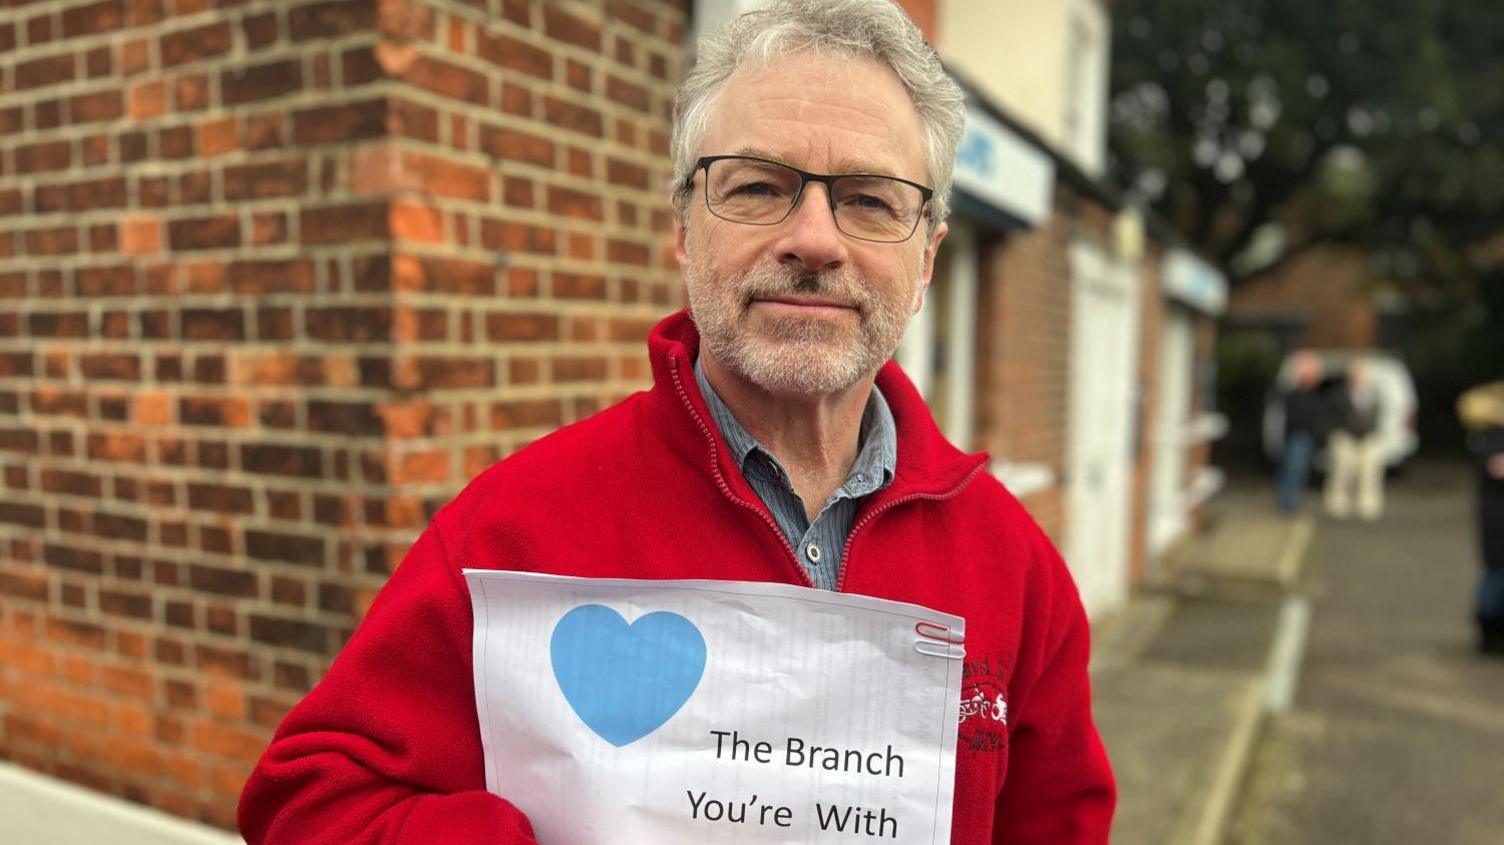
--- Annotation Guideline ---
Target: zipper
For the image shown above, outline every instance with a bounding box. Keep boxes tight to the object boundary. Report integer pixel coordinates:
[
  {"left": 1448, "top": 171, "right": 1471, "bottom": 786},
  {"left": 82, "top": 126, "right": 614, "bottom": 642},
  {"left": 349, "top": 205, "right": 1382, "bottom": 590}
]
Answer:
[
  {"left": 668, "top": 357, "right": 816, "bottom": 589},
  {"left": 834, "top": 458, "right": 989, "bottom": 593}
]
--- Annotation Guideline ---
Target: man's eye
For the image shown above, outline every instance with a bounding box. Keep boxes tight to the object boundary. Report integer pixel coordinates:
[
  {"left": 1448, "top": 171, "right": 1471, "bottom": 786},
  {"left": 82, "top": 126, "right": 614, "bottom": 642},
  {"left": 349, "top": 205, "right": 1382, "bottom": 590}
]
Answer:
[
  {"left": 845, "top": 194, "right": 894, "bottom": 211},
  {"left": 730, "top": 181, "right": 782, "bottom": 197}
]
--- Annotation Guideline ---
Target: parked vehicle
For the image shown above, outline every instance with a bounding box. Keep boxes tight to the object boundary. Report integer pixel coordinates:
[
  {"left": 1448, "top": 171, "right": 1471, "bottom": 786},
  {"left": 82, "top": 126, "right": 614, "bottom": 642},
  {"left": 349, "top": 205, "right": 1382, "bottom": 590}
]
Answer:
[{"left": 1262, "top": 349, "right": 1419, "bottom": 471}]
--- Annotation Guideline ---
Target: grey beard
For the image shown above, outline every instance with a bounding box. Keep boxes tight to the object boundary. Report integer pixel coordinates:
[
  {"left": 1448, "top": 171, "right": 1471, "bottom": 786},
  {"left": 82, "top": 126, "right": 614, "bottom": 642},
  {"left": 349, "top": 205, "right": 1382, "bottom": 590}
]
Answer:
[{"left": 687, "top": 260, "right": 912, "bottom": 397}]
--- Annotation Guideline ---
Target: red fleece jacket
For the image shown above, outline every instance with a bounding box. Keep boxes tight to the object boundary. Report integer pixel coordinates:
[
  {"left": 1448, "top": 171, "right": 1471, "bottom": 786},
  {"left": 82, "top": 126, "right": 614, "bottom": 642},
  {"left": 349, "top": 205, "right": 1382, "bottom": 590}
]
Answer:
[{"left": 238, "top": 310, "right": 1115, "bottom": 843}]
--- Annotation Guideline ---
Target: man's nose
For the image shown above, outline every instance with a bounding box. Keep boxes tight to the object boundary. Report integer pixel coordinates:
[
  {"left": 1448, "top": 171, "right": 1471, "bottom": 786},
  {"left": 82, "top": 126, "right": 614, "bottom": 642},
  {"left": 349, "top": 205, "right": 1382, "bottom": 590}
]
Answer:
[{"left": 774, "top": 183, "right": 848, "bottom": 274}]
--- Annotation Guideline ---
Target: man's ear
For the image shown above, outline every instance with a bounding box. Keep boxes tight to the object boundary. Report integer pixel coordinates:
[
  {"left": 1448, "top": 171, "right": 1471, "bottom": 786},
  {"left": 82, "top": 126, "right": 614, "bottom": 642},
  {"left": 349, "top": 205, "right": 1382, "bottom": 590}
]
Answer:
[
  {"left": 673, "top": 197, "right": 691, "bottom": 274},
  {"left": 914, "top": 220, "right": 948, "bottom": 313}
]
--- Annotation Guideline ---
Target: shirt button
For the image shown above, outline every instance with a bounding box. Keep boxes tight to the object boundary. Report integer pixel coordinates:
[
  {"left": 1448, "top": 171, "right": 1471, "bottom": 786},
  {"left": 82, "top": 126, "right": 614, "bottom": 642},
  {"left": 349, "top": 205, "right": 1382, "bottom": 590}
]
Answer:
[
  {"left": 806, "top": 543, "right": 822, "bottom": 563},
  {"left": 853, "top": 473, "right": 867, "bottom": 483}
]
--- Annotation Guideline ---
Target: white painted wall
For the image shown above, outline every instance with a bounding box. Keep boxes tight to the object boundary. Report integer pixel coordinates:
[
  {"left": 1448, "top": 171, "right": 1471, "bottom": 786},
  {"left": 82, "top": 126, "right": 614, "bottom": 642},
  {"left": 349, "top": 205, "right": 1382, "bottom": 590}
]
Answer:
[
  {"left": 1064, "top": 241, "right": 1141, "bottom": 619},
  {"left": 1150, "top": 307, "right": 1194, "bottom": 555},
  {"left": 939, "top": 0, "right": 1110, "bottom": 175}
]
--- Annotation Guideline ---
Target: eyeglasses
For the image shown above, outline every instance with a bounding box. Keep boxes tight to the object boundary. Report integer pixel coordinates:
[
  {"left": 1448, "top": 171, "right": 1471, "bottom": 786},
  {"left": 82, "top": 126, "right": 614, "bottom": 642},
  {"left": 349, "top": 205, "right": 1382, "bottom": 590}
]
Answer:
[{"left": 685, "top": 155, "right": 934, "bottom": 244}]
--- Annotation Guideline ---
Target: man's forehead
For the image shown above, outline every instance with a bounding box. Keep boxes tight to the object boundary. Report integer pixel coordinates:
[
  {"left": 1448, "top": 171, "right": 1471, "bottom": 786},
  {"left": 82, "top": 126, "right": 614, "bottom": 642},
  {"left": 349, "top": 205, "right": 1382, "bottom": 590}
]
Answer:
[
  {"left": 726, "top": 145, "right": 905, "bottom": 178},
  {"left": 701, "top": 52, "right": 926, "bottom": 181}
]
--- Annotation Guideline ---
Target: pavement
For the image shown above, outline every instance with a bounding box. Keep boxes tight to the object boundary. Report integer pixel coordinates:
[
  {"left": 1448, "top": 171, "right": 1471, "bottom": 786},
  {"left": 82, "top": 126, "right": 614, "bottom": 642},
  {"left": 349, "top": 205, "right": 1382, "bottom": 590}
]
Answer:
[
  {"left": 1224, "top": 463, "right": 1504, "bottom": 845},
  {"left": 1092, "top": 478, "right": 1315, "bottom": 845},
  {"left": 0, "top": 758, "right": 241, "bottom": 845}
]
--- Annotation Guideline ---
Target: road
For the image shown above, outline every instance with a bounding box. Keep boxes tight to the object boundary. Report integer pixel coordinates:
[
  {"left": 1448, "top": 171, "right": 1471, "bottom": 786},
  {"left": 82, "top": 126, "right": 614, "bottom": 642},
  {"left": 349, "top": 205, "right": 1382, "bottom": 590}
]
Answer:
[{"left": 1227, "top": 462, "right": 1504, "bottom": 844}]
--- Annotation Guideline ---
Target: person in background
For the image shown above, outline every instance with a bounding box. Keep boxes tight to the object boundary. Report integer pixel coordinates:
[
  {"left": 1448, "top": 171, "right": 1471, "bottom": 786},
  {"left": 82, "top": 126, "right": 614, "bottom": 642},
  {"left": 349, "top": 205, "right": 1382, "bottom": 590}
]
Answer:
[
  {"left": 1278, "top": 350, "right": 1326, "bottom": 515},
  {"left": 1324, "top": 361, "right": 1386, "bottom": 520},
  {"left": 1458, "top": 380, "right": 1504, "bottom": 656}
]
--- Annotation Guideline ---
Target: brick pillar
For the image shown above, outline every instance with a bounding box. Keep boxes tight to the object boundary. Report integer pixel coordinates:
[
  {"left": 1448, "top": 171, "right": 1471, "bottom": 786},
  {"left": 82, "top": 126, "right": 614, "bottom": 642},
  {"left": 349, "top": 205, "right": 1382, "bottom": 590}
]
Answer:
[
  {"left": 1127, "top": 249, "right": 1166, "bottom": 586},
  {"left": 973, "top": 203, "right": 1074, "bottom": 543},
  {"left": 0, "top": 0, "right": 687, "bottom": 828}
]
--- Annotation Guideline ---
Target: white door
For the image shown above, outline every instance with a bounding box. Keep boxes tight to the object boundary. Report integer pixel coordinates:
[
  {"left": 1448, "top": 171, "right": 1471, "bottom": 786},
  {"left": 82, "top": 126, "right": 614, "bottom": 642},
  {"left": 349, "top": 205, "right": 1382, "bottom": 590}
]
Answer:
[
  {"left": 1065, "top": 242, "right": 1139, "bottom": 619},
  {"left": 1149, "top": 309, "right": 1194, "bottom": 555}
]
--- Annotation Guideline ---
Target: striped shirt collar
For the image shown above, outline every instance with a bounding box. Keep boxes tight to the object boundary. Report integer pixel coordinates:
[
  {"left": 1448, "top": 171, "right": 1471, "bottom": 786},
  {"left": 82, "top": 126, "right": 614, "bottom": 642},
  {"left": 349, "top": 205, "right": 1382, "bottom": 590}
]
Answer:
[{"left": 693, "top": 356, "right": 897, "bottom": 496}]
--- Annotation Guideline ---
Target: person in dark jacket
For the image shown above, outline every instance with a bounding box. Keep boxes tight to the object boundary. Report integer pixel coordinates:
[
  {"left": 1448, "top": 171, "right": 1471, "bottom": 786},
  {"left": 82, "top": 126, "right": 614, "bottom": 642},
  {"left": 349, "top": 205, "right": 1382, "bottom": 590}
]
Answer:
[
  {"left": 1324, "top": 361, "right": 1385, "bottom": 519},
  {"left": 1278, "top": 351, "right": 1326, "bottom": 514},
  {"left": 1458, "top": 381, "right": 1504, "bottom": 656}
]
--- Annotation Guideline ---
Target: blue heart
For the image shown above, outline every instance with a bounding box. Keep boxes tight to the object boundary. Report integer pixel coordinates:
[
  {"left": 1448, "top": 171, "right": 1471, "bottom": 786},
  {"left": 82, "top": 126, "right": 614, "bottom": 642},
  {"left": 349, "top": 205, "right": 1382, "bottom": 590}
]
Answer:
[{"left": 550, "top": 604, "right": 707, "bottom": 747}]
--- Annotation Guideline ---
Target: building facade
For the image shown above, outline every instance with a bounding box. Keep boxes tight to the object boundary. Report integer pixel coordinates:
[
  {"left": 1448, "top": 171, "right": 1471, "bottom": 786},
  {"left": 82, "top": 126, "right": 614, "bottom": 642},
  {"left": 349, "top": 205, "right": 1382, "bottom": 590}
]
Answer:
[{"left": 0, "top": 0, "right": 1223, "bottom": 832}]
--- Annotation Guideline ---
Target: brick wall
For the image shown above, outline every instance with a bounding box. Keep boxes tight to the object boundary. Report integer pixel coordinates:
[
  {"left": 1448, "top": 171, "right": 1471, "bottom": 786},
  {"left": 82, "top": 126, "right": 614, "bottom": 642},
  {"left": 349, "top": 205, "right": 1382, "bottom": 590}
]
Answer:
[
  {"left": 972, "top": 190, "right": 1138, "bottom": 581},
  {"left": 0, "top": 0, "right": 686, "bottom": 828},
  {"left": 1126, "top": 248, "right": 1164, "bottom": 586},
  {"left": 1227, "top": 246, "right": 1377, "bottom": 349},
  {"left": 973, "top": 200, "right": 1074, "bottom": 543}
]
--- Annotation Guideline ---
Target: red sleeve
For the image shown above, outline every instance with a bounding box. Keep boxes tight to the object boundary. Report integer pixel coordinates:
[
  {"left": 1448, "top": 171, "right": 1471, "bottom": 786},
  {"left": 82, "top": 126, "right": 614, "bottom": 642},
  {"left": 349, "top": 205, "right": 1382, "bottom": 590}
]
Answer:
[
  {"left": 992, "top": 544, "right": 1116, "bottom": 844},
  {"left": 237, "top": 512, "right": 538, "bottom": 844}
]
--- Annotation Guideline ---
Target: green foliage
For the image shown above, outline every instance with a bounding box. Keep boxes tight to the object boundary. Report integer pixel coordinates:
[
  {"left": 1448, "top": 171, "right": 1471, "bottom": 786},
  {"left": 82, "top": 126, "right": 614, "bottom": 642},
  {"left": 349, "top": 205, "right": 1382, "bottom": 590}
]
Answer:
[
  {"left": 1113, "top": 0, "right": 1504, "bottom": 443},
  {"left": 1110, "top": 0, "right": 1504, "bottom": 291}
]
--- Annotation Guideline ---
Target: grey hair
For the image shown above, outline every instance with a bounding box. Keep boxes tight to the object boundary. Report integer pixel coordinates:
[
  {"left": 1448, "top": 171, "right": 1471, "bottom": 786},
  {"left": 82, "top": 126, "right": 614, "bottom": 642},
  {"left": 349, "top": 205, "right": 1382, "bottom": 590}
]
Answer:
[{"left": 671, "top": 0, "right": 966, "bottom": 224}]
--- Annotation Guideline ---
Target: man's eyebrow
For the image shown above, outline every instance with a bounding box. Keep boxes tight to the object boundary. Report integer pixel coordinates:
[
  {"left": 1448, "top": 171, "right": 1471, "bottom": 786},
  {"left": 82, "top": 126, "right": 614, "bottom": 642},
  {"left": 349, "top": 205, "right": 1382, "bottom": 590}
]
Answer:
[{"left": 729, "top": 146, "right": 901, "bottom": 178}]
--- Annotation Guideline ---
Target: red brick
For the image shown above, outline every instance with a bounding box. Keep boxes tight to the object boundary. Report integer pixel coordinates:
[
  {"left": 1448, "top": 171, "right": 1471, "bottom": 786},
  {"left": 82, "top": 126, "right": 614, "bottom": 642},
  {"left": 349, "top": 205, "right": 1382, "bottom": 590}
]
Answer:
[
  {"left": 244, "top": 12, "right": 280, "bottom": 48},
  {"left": 478, "top": 31, "right": 552, "bottom": 80},
  {"left": 119, "top": 218, "right": 161, "bottom": 255},
  {"left": 223, "top": 159, "right": 308, "bottom": 200},
  {"left": 387, "top": 97, "right": 439, "bottom": 142},
  {"left": 401, "top": 54, "right": 486, "bottom": 105},
  {"left": 607, "top": 0, "right": 656, "bottom": 34},
  {"left": 490, "top": 398, "right": 564, "bottom": 430},
  {"left": 69, "top": 90, "right": 124, "bottom": 123},
  {"left": 544, "top": 5, "right": 601, "bottom": 51},
  {"left": 390, "top": 200, "right": 443, "bottom": 243},
  {"left": 403, "top": 151, "right": 491, "bottom": 201},
  {"left": 121, "top": 38, "right": 151, "bottom": 75},
  {"left": 186, "top": 482, "right": 254, "bottom": 515},
  {"left": 300, "top": 201, "right": 390, "bottom": 244},
  {"left": 387, "top": 449, "right": 450, "bottom": 484},
  {"left": 190, "top": 720, "right": 266, "bottom": 765},
  {"left": 221, "top": 58, "right": 302, "bottom": 105},
  {"left": 606, "top": 75, "right": 650, "bottom": 113},
  {"left": 606, "top": 157, "right": 651, "bottom": 189},
  {"left": 289, "top": 0, "right": 376, "bottom": 42},
  {"left": 129, "top": 82, "right": 166, "bottom": 120},
  {"left": 162, "top": 21, "right": 232, "bottom": 67},
  {"left": 292, "top": 99, "right": 387, "bottom": 144},
  {"left": 198, "top": 117, "right": 237, "bottom": 156},
  {"left": 480, "top": 125, "right": 554, "bottom": 166},
  {"left": 174, "top": 74, "right": 210, "bottom": 111},
  {"left": 16, "top": 54, "right": 75, "bottom": 91},
  {"left": 547, "top": 185, "right": 604, "bottom": 221},
  {"left": 16, "top": 140, "right": 71, "bottom": 173},
  {"left": 249, "top": 614, "right": 328, "bottom": 653},
  {"left": 544, "top": 96, "right": 604, "bottom": 137},
  {"left": 63, "top": 0, "right": 124, "bottom": 38},
  {"left": 168, "top": 215, "right": 240, "bottom": 251}
]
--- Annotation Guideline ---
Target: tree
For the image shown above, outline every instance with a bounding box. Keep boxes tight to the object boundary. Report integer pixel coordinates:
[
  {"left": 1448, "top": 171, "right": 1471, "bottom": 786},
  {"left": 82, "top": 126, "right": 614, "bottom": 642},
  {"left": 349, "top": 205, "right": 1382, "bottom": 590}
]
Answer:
[{"left": 1109, "top": 0, "right": 1504, "bottom": 294}]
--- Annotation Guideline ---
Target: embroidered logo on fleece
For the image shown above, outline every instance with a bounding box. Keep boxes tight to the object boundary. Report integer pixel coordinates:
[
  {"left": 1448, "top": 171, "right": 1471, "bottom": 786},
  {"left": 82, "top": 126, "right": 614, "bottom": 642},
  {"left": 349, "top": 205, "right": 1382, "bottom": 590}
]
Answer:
[{"left": 958, "top": 655, "right": 1008, "bottom": 754}]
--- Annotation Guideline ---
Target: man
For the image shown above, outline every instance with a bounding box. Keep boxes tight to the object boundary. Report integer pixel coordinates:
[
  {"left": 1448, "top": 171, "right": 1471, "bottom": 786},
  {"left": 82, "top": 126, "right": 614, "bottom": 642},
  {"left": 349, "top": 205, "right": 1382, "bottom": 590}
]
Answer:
[
  {"left": 238, "top": 1, "right": 1115, "bottom": 841},
  {"left": 1324, "top": 361, "right": 1385, "bottom": 520},
  {"left": 1458, "top": 380, "right": 1504, "bottom": 655},
  {"left": 1277, "top": 351, "right": 1326, "bottom": 514}
]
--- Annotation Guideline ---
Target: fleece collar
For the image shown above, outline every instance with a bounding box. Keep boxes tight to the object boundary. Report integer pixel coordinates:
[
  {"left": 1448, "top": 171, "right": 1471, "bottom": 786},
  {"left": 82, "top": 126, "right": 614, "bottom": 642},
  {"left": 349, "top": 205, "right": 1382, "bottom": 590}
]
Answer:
[{"left": 645, "top": 309, "right": 988, "bottom": 505}]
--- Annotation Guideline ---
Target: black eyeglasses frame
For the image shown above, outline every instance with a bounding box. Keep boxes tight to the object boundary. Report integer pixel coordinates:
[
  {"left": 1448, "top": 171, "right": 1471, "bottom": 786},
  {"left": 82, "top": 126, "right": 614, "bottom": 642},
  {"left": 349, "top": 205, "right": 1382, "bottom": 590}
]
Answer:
[{"left": 684, "top": 155, "right": 935, "bottom": 244}]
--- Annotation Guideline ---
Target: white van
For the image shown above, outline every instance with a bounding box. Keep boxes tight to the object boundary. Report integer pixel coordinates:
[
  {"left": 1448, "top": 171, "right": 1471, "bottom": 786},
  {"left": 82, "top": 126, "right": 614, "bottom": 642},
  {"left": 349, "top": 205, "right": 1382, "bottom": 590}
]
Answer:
[{"left": 1262, "top": 349, "right": 1419, "bottom": 470}]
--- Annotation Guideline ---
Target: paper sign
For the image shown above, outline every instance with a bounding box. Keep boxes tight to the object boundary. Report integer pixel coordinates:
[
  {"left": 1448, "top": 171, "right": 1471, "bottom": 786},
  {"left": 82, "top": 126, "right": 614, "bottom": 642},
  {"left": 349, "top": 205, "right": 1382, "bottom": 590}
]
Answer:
[{"left": 464, "top": 570, "right": 965, "bottom": 844}]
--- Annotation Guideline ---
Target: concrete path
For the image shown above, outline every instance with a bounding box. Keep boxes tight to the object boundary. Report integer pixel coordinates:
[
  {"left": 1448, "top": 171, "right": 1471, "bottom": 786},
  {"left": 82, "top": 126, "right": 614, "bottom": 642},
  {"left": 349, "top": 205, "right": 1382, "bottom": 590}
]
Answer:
[
  {"left": 0, "top": 759, "right": 241, "bottom": 844},
  {"left": 1226, "top": 463, "right": 1504, "bottom": 845},
  {"left": 1094, "top": 476, "right": 1313, "bottom": 845}
]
